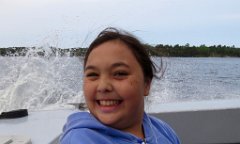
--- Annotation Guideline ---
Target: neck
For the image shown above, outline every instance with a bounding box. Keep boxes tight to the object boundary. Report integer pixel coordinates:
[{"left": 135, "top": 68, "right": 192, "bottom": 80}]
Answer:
[
  {"left": 134, "top": 126, "right": 145, "bottom": 139},
  {"left": 122, "top": 123, "right": 145, "bottom": 139}
]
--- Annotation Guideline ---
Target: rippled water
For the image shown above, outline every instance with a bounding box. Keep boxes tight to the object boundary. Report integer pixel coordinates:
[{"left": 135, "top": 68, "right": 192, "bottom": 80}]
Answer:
[
  {"left": 150, "top": 57, "right": 240, "bottom": 104},
  {"left": 0, "top": 53, "right": 240, "bottom": 112}
]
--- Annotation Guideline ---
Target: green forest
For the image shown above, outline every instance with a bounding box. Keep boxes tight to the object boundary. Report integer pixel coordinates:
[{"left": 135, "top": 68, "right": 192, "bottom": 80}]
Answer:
[
  {"left": 1, "top": 44, "right": 240, "bottom": 57},
  {"left": 145, "top": 44, "right": 240, "bottom": 57}
]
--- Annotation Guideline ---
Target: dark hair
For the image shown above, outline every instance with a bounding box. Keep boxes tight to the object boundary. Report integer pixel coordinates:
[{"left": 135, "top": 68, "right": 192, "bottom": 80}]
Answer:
[{"left": 84, "top": 27, "right": 161, "bottom": 81}]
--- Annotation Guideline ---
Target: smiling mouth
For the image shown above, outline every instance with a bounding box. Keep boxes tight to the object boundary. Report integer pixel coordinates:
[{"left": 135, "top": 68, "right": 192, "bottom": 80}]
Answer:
[{"left": 97, "top": 100, "right": 122, "bottom": 106}]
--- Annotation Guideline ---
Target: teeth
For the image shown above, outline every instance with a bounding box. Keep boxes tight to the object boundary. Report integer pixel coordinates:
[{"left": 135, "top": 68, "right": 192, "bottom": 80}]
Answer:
[{"left": 99, "top": 100, "right": 120, "bottom": 106}]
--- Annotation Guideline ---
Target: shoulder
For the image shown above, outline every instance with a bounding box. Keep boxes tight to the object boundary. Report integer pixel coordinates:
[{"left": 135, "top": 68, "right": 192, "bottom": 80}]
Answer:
[
  {"left": 60, "top": 112, "right": 114, "bottom": 144},
  {"left": 147, "top": 114, "right": 180, "bottom": 144},
  {"left": 60, "top": 128, "right": 112, "bottom": 144},
  {"left": 60, "top": 128, "right": 90, "bottom": 144}
]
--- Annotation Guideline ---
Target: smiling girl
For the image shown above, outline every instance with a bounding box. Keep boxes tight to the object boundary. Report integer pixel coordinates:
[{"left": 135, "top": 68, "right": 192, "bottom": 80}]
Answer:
[{"left": 60, "top": 28, "right": 180, "bottom": 144}]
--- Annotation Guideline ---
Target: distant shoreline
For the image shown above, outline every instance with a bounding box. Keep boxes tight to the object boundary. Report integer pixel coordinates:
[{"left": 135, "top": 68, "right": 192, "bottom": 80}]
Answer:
[{"left": 1, "top": 44, "right": 240, "bottom": 57}]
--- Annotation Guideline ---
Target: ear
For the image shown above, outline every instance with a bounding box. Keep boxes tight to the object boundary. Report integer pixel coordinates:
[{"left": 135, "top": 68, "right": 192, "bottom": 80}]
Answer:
[{"left": 144, "top": 79, "right": 152, "bottom": 96}]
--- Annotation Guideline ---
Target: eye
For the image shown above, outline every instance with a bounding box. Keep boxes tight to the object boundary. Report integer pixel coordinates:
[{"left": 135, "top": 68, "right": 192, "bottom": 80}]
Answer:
[
  {"left": 113, "top": 71, "right": 128, "bottom": 79},
  {"left": 85, "top": 72, "right": 99, "bottom": 79}
]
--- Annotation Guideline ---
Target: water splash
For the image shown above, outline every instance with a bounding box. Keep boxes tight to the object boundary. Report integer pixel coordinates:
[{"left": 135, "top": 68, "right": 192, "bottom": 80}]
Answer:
[
  {"left": 0, "top": 46, "right": 84, "bottom": 112},
  {"left": 1, "top": 53, "right": 240, "bottom": 112}
]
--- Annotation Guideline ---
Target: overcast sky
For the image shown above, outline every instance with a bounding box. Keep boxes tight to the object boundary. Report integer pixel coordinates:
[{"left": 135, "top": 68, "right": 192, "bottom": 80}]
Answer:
[{"left": 0, "top": 0, "right": 240, "bottom": 48}]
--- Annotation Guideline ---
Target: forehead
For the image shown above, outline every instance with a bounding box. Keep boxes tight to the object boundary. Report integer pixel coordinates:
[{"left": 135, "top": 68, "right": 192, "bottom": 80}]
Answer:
[
  {"left": 89, "top": 40, "right": 134, "bottom": 59},
  {"left": 85, "top": 40, "right": 140, "bottom": 68},
  {"left": 94, "top": 40, "right": 131, "bottom": 52}
]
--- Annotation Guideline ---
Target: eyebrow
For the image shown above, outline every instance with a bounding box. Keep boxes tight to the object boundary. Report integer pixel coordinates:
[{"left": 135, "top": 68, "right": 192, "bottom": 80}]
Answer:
[
  {"left": 84, "top": 65, "right": 97, "bottom": 71},
  {"left": 84, "top": 62, "right": 129, "bottom": 71},
  {"left": 111, "top": 62, "right": 130, "bottom": 69}
]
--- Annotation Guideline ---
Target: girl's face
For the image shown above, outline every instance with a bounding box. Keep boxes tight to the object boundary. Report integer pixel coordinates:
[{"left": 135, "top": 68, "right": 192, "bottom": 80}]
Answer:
[{"left": 83, "top": 40, "right": 151, "bottom": 133}]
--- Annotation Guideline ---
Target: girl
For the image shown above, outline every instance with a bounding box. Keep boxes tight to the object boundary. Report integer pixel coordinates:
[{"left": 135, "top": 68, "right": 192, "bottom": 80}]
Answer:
[{"left": 60, "top": 28, "right": 180, "bottom": 144}]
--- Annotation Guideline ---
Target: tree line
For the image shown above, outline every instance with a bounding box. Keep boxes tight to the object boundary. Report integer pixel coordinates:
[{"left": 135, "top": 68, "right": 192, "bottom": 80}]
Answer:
[
  {"left": 0, "top": 47, "right": 87, "bottom": 57},
  {"left": 146, "top": 44, "right": 240, "bottom": 57},
  {"left": 1, "top": 44, "right": 240, "bottom": 57}
]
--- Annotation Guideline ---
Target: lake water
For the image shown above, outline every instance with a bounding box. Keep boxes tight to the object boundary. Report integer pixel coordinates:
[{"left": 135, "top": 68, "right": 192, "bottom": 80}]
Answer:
[{"left": 0, "top": 54, "right": 240, "bottom": 112}]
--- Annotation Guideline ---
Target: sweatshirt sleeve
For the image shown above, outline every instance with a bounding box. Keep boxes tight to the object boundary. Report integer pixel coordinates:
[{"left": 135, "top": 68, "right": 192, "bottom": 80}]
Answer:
[
  {"left": 60, "top": 128, "right": 115, "bottom": 144},
  {"left": 149, "top": 116, "right": 181, "bottom": 144}
]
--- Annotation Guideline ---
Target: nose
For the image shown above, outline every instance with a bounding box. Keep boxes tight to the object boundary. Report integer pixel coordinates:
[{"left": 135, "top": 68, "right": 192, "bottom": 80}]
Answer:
[{"left": 97, "top": 76, "right": 113, "bottom": 93}]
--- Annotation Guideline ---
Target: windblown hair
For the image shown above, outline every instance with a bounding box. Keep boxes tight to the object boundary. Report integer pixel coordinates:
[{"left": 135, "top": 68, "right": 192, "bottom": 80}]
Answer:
[{"left": 84, "top": 27, "right": 163, "bottom": 81}]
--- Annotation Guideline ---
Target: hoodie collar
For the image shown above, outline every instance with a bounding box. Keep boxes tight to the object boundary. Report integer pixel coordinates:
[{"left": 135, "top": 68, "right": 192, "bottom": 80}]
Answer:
[{"left": 64, "top": 112, "right": 156, "bottom": 143}]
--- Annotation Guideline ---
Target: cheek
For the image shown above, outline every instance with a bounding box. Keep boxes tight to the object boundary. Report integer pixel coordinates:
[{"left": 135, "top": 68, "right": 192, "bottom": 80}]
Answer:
[
  {"left": 132, "top": 78, "right": 145, "bottom": 89},
  {"left": 83, "top": 81, "right": 94, "bottom": 100},
  {"left": 120, "top": 79, "right": 145, "bottom": 98}
]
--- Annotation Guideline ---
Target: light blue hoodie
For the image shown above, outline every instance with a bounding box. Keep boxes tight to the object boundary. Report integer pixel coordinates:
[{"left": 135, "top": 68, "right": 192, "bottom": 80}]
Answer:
[{"left": 60, "top": 112, "right": 180, "bottom": 144}]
